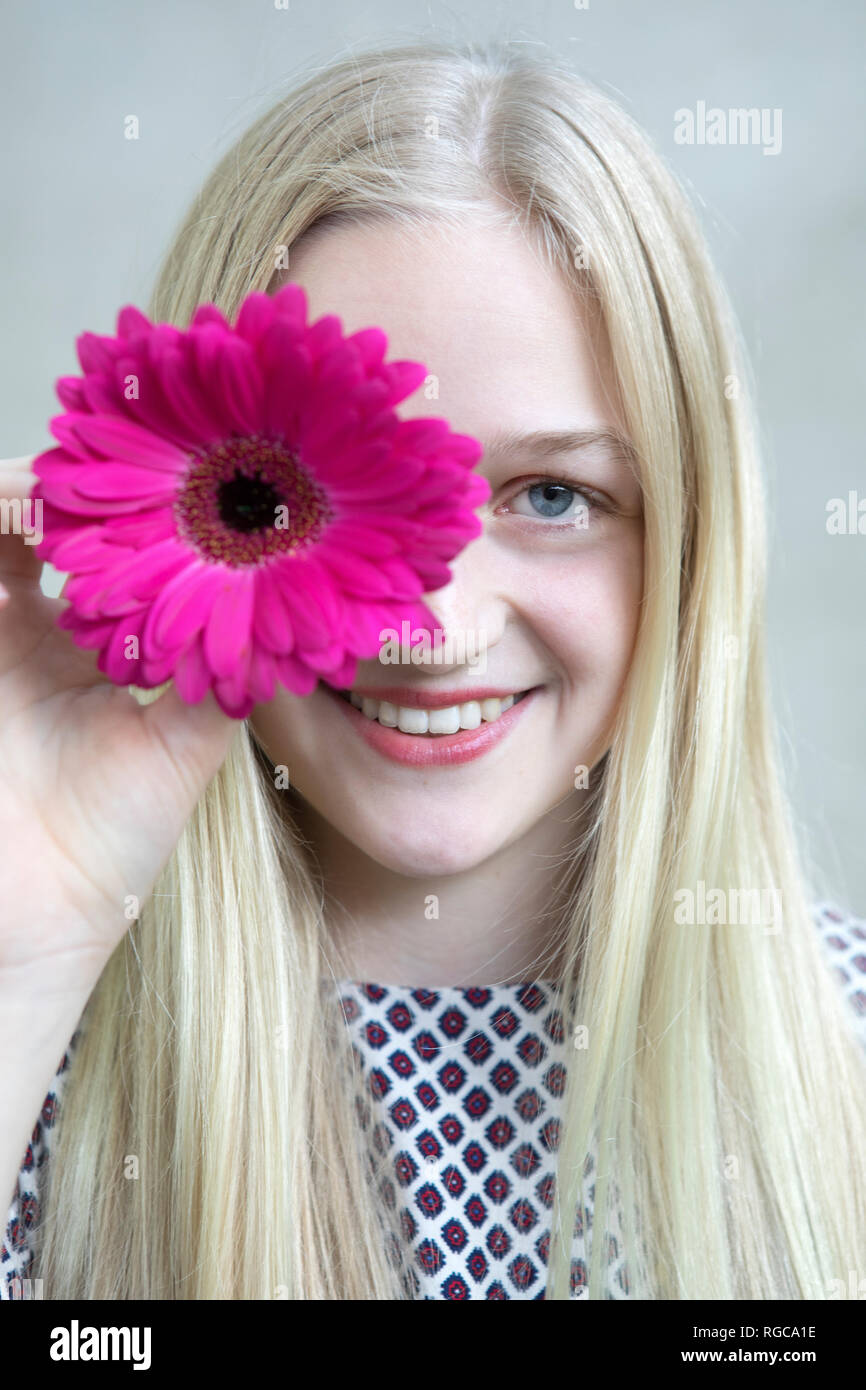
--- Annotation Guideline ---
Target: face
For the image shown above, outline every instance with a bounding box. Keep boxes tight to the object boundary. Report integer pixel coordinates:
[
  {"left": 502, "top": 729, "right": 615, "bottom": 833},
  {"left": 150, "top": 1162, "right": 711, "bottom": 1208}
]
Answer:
[{"left": 250, "top": 214, "right": 644, "bottom": 877}]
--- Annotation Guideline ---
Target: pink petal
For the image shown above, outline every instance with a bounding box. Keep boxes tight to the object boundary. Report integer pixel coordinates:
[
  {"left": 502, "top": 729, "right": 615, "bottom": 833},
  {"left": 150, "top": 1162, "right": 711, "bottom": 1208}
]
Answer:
[
  {"left": 404, "top": 598, "right": 441, "bottom": 635},
  {"left": 151, "top": 339, "right": 224, "bottom": 445},
  {"left": 69, "top": 463, "right": 181, "bottom": 502},
  {"left": 189, "top": 325, "right": 238, "bottom": 438},
  {"left": 402, "top": 557, "right": 453, "bottom": 590},
  {"left": 319, "top": 652, "right": 359, "bottom": 689},
  {"left": 190, "top": 304, "right": 231, "bottom": 332},
  {"left": 213, "top": 334, "right": 263, "bottom": 436},
  {"left": 276, "top": 557, "right": 342, "bottom": 648},
  {"left": 338, "top": 598, "right": 397, "bottom": 654},
  {"left": 28, "top": 497, "right": 92, "bottom": 551},
  {"left": 315, "top": 519, "right": 401, "bottom": 560},
  {"left": 416, "top": 513, "right": 483, "bottom": 548},
  {"left": 63, "top": 570, "right": 121, "bottom": 619},
  {"left": 138, "top": 644, "right": 184, "bottom": 685},
  {"left": 99, "top": 507, "right": 180, "bottom": 547},
  {"left": 144, "top": 560, "right": 224, "bottom": 653},
  {"left": 377, "top": 557, "right": 425, "bottom": 597},
  {"left": 327, "top": 464, "right": 425, "bottom": 505},
  {"left": 271, "top": 283, "right": 308, "bottom": 328},
  {"left": 99, "top": 608, "right": 150, "bottom": 683},
  {"left": 49, "top": 415, "right": 96, "bottom": 458},
  {"left": 172, "top": 632, "right": 212, "bottom": 704},
  {"left": 247, "top": 644, "right": 278, "bottom": 703},
  {"left": 381, "top": 359, "right": 427, "bottom": 407},
  {"left": 97, "top": 538, "right": 190, "bottom": 615},
  {"left": 462, "top": 473, "right": 492, "bottom": 507},
  {"left": 344, "top": 326, "right": 387, "bottom": 373},
  {"left": 76, "top": 331, "right": 122, "bottom": 375},
  {"left": 258, "top": 322, "right": 312, "bottom": 437},
  {"left": 315, "top": 546, "right": 397, "bottom": 599},
  {"left": 395, "top": 467, "right": 470, "bottom": 507},
  {"left": 49, "top": 528, "right": 128, "bottom": 575},
  {"left": 314, "top": 341, "right": 364, "bottom": 392},
  {"left": 298, "top": 409, "right": 366, "bottom": 474},
  {"left": 304, "top": 314, "right": 343, "bottom": 363},
  {"left": 56, "top": 376, "right": 87, "bottom": 411},
  {"left": 203, "top": 568, "right": 255, "bottom": 679},
  {"left": 251, "top": 567, "right": 295, "bottom": 654},
  {"left": 235, "top": 292, "right": 276, "bottom": 346},
  {"left": 69, "top": 415, "right": 187, "bottom": 472},
  {"left": 274, "top": 650, "right": 320, "bottom": 697},
  {"left": 212, "top": 640, "right": 254, "bottom": 717},
  {"left": 341, "top": 378, "right": 390, "bottom": 418},
  {"left": 299, "top": 403, "right": 365, "bottom": 463},
  {"left": 392, "top": 416, "right": 451, "bottom": 453},
  {"left": 114, "top": 346, "right": 204, "bottom": 451},
  {"left": 117, "top": 306, "right": 154, "bottom": 339},
  {"left": 82, "top": 373, "right": 124, "bottom": 416},
  {"left": 447, "top": 433, "right": 485, "bottom": 466},
  {"left": 302, "top": 641, "right": 352, "bottom": 673},
  {"left": 332, "top": 438, "right": 392, "bottom": 473},
  {"left": 35, "top": 454, "right": 175, "bottom": 517},
  {"left": 57, "top": 608, "right": 117, "bottom": 648}
]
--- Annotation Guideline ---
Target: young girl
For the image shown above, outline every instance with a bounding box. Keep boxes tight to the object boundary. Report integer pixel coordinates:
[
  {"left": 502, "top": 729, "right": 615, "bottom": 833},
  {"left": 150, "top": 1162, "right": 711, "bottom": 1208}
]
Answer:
[{"left": 2, "top": 38, "right": 865, "bottom": 1302}]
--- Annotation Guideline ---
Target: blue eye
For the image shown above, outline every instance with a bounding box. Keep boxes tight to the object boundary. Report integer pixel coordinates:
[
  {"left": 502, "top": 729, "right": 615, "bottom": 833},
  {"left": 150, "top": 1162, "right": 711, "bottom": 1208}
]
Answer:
[
  {"left": 505, "top": 477, "right": 603, "bottom": 526},
  {"left": 527, "top": 481, "right": 578, "bottom": 518}
]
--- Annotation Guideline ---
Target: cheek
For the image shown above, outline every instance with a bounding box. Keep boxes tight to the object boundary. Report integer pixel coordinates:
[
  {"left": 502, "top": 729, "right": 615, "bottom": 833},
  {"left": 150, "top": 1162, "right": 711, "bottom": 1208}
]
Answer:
[
  {"left": 515, "top": 537, "right": 643, "bottom": 690},
  {"left": 249, "top": 694, "right": 309, "bottom": 773}
]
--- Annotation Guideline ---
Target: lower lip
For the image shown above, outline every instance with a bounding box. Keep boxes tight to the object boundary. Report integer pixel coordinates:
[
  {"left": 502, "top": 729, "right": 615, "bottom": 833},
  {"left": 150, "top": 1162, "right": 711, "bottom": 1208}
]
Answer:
[{"left": 324, "top": 685, "right": 541, "bottom": 766}]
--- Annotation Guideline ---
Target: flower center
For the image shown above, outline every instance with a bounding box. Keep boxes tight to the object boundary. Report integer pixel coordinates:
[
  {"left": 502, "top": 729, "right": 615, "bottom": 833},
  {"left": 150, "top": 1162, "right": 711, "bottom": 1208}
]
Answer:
[{"left": 174, "top": 434, "right": 333, "bottom": 566}]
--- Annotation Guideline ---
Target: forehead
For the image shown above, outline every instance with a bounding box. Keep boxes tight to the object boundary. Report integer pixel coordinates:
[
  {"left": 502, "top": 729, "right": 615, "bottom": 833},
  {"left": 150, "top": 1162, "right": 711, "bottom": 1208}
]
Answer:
[{"left": 271, "top": 215, "right": 624, "bottom": 434}]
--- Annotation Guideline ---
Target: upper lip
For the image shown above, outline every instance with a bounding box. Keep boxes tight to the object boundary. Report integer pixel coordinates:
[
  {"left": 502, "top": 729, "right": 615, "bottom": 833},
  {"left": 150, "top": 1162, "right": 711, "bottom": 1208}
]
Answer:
[{"left": 338, "top": 685, "right": 533, "bottom": 709}]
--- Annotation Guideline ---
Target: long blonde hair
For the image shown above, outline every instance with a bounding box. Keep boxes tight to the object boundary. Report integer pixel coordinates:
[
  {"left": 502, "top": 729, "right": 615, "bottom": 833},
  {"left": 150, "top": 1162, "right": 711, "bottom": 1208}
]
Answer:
[{"left": 36, "top": 37, "right": 866, "bottom": 1299}]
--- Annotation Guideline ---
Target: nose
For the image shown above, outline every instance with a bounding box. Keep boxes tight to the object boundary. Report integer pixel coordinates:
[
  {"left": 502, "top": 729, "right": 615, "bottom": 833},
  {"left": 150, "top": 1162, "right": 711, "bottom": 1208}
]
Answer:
[{"left": 409, "top": 526, "right": 504, "bottom": 675}]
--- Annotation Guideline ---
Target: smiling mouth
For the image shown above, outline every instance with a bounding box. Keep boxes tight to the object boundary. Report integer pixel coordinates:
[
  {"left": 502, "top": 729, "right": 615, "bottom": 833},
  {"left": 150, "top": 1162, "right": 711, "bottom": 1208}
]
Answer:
[{"left": 335, "top": 688, "right": 532, "bottom": 736}]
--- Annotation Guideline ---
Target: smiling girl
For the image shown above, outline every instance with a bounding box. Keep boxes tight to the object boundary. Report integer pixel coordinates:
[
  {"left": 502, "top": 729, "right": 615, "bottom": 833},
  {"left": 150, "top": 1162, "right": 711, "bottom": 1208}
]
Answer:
[{"left": 2, "top": 39, "right": 865, "bottom": 1302}]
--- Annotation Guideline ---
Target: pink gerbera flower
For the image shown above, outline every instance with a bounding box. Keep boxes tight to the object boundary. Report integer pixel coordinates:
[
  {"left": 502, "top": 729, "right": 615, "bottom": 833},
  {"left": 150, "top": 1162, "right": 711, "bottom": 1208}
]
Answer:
[{"left": 30, "top": 284, "right": 490, "bottom": 718}]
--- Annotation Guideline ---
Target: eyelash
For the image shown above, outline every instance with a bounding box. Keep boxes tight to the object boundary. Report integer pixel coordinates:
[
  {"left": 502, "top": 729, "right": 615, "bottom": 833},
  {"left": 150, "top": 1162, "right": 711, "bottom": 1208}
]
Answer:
[{"left": 497, "top": 475, "right": 613, "bottom": 528}]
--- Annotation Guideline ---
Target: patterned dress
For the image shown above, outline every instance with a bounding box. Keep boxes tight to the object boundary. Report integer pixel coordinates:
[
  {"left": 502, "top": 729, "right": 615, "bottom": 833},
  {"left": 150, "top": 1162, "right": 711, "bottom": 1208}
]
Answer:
[{"left": 3, "top": 902, "right": 865, "bottom": 1299}]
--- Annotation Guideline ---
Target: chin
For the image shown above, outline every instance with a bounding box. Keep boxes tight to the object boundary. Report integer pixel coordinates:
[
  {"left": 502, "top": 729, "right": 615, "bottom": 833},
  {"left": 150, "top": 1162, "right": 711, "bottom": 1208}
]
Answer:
[{"left": 343, "top": 824, "right": 496, "bottom": 879}]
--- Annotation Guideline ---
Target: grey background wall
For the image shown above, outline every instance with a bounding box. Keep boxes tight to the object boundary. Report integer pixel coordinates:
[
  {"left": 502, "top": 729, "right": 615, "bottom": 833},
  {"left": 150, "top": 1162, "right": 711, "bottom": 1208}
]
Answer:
[{"left": 2, "top": 0, "right": 863, "bottom": 909}]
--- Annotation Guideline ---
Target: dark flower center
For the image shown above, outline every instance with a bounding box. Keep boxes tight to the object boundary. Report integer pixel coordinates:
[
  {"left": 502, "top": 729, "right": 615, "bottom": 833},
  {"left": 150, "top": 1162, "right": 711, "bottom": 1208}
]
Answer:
[
  {"left": 174, "top": 434, "right": 333, "bottom": 566},
  {"left": 217, "top": 469, "right": 282, "bottom": 532}
]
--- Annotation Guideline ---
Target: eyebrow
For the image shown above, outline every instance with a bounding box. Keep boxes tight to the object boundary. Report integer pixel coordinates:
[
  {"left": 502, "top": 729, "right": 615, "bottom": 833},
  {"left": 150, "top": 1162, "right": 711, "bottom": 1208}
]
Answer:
[{"left": 481, "top": 426, "right": 638, "bottom": 471}]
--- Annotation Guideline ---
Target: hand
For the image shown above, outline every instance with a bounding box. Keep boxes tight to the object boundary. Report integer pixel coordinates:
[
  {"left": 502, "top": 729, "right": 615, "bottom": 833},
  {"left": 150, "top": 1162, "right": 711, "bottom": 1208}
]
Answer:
[{"left": 0, "top": 455, "right": 237, "bottom": 976}]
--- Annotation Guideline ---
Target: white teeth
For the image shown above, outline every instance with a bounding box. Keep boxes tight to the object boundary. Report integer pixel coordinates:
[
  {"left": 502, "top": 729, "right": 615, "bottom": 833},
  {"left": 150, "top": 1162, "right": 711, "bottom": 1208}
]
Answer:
[
  {"left": 458, "top": 700, "right": 481, "bottom": 730},
  {"left": 397, "top": 706, "right": 428, "bottom": 734},
  {"left": 428, "top": 706, "right": 459, "bottom": 734},
  {"left": 343, "top": 690, "right": 522, "bottom": 734}
]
